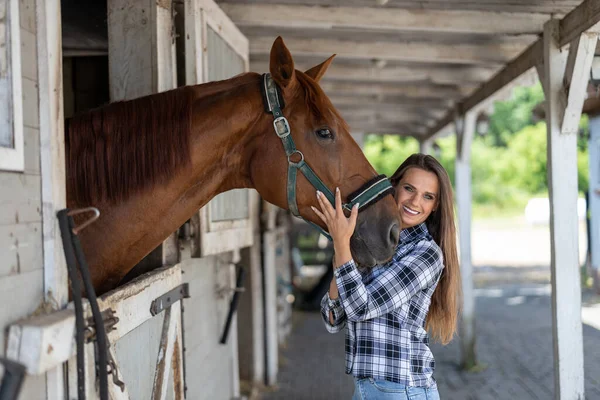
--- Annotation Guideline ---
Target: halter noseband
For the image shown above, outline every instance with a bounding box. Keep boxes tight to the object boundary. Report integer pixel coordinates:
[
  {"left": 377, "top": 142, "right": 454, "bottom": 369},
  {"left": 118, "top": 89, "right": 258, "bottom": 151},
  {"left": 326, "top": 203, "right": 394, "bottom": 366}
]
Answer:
[{"left": 261, "top": 73, "right": 394, "bottom": 240}]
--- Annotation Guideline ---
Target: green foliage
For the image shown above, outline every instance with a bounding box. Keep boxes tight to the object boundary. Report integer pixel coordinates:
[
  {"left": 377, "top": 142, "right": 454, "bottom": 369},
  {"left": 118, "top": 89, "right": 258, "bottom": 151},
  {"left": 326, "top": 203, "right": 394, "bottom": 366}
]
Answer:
[
  {"left": 363, "top": 82, "right": 591, "bottom": 213},
  {"left": 485, "top": 83, "right": 545, "bottom": 147},
  {"left": 363, "top": 134, "right": 419, "bottom": 178}
]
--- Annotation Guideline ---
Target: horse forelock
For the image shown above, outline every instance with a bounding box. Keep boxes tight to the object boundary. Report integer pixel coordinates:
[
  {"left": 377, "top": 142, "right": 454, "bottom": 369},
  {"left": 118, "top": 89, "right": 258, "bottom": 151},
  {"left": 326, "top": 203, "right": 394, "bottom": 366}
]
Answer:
[{"left": 66, "top": 87, "right": 195, "bottom": 206}]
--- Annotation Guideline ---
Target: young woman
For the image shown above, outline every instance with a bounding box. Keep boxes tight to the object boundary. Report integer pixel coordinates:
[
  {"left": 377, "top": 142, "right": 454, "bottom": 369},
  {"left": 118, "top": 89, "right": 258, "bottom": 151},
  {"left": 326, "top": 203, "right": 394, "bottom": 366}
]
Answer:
[{"left": 312, "top": 153, "right": 461, "bottom": 400}]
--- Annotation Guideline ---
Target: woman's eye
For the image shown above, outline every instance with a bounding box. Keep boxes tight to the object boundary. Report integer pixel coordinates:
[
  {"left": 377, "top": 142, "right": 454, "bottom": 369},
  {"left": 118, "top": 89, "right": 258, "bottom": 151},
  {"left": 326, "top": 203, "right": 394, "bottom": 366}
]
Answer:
[
  {"left": 404, "top": 185, "right": 413, "bottom": 192},
  {"left": 424, "top": 195, "right": 433, "bottom": 200},
  {"left": 316, "top": 128, "right": 333, "bottom": 139}
]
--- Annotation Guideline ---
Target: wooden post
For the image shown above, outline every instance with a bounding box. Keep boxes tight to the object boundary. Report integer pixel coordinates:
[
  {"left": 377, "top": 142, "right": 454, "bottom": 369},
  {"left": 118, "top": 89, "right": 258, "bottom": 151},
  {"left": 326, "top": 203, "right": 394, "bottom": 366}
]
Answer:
[
  {"left": 419, "top": 138, "right": 433, "bottom": 155},
  {"left": 542, "top": 18, "right": 597, "bottom": 399},
  {"left": 37, "top": 0, "right": 68, "bottom": 398},
  {"left": 590, "top": 116, "right": 600, "bottom": 294},
  {"left": 455, "top": 110, "right": 477, "bottom": 370},
  {"left": 107, "top": 0, "right": 179, "bottom": 265}
]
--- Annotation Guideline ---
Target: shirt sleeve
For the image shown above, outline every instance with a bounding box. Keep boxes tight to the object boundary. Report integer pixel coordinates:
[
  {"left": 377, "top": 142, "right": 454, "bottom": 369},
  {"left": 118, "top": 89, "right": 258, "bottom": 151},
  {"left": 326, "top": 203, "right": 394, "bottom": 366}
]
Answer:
[
  {"left": 334, "top": 240, "right": 443, "bottom": 322},
  {"left": 320, "top": 292, "right": 347, "bottom": 333}
]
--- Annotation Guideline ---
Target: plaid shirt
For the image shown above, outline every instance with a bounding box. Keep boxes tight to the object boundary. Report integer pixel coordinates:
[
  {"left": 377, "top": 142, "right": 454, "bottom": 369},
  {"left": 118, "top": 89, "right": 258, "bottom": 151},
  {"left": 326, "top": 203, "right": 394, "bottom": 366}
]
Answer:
[{"left": 320, "top": 223, "right": 443, "bottom": 387}]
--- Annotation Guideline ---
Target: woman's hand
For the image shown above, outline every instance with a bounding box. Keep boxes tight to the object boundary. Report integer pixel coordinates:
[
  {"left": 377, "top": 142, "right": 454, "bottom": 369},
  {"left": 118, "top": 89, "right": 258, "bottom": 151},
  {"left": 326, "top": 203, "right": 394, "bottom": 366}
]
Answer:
[{"left": 311, "top": 188, "right": 359, "bottom": 266}]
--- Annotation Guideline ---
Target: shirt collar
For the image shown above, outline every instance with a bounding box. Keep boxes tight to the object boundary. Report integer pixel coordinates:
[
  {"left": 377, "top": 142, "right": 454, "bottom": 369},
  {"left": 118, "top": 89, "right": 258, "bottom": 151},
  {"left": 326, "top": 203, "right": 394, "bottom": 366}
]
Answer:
[{"left": 399, "top": 222, "right": 429, "bottom": 245}]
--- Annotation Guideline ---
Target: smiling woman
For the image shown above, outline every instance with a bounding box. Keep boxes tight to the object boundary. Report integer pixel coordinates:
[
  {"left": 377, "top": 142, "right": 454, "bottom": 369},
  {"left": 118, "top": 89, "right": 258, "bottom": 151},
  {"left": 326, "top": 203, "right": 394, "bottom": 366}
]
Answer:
[{"left": 314, "top": 153, "right": 461, "bottom": 400}]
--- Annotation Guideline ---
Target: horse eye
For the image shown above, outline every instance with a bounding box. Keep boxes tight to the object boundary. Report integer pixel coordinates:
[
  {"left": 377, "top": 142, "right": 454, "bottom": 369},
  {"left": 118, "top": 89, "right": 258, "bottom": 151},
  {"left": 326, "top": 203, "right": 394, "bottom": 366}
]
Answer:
[{"left": 316, "top": 128, "right": 333, "bottom": 139}]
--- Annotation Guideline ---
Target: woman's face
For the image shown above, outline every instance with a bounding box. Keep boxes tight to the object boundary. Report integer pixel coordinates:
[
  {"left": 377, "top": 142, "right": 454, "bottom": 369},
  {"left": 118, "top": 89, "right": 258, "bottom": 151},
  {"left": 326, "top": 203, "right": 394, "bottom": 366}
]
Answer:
[{"left": 395, "top": 167, "right": 439, "bottom": 229}]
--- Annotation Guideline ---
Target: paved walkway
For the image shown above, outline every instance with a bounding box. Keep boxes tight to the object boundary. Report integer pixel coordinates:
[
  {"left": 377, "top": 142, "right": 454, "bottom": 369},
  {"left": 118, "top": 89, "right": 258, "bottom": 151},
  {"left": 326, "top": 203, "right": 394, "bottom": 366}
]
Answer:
[{"left": 260, "top": 283, "right": 600, "bottom": 400}]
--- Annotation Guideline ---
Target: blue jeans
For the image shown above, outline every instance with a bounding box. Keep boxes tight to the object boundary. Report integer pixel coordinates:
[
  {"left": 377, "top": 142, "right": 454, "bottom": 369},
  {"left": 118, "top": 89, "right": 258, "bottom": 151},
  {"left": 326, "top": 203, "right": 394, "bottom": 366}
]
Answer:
[{"left": 351, "top": 377, "right": 440, "bottom": 400}]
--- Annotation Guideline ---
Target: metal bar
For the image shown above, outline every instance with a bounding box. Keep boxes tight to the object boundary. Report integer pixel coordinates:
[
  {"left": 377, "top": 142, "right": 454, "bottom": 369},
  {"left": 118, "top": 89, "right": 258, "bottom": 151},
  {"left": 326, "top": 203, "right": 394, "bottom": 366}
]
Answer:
[
  {"left": 150, "top": 284, "right": 190, "bottom": 316},
  {"left": 220, "top": 266, "right": 246, "bottom": 344},
  {"left": 0, "top": 358, "right": 26, "bottom": 400}
]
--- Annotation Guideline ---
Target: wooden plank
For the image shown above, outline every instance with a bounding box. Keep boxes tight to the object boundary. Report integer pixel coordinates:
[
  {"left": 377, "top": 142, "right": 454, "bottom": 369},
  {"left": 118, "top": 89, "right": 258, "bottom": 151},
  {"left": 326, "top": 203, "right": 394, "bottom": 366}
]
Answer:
[
  {"left": 329, "top": 95, "right": 453, "bottom": 109},
  {"left": 107, "top": 346, "right": 131, "bottom": 400},
  {"left": 221, "top": 3, "right": 548, "bottom": 35},
  {"left": 338, "top": 107, "right": 445, "bottom": 121},
  {"left": 455, "top": 111, "right": 477, "bottom": 369},
  {"left": 19, "top": 0, "right": 35, "bottom": 33},
  {"left": 22, "top": 77, "right": 39, "bottom": 129},
  {"left": 560, "top": 33, "right": 598, "bottom": 134},
  {"left": 250, "top": 61, "right": 496, "bottom": 85},
  {"left": 321, "top": 81, "right": 468, "bottom": 99},
  {"left": 152, "top": 304, "right": 180, "bottom": 400},
  {"left": 171, "top": 312, "right": 185, "bottom": 400},
  {"left": 20, "top": 29, "right": 37, "bottom": 81},
  {"left": 37, "top": 0, "right": 69, "bottom": 356},
  {"left": 23, "top": 127, "right": 40, "bottom": 175},
  {"left": 6, "top": 309, "right": 74, "bottom": 375},
  {"left": 217, "top": 0, "right": 579, "bottom": 15},
  {"left": 198, "top": 0, "right": 249, "bottom": 59},
  {"left": 425, "top": 0, "right": 600, "bottom": 141},
  {"left": 95, "top": 265, "right": 182, "bottom": 343},
  {"left": 183, "top": 0, "right": 204, "bottom": 85},
  {"left": 348, "top": 121, "right": 428, "bottom": 135},
  {"left": 559, "top": 0, "right": 600, "bottom": 48},
  {"left": 0, "top": 173, "right": 41, "bottom": 226},
  {"left": 0, "top": 269, "right": 44, "bottom": 356},
  {"left": 542, "top": 19, "right": 585, "bottom": 400},
  {"left": 249, "top": 36, "right": 523, "bottom": 65},
  {"left": 0, "top": 222, "right": 43, "bottom": 278}
]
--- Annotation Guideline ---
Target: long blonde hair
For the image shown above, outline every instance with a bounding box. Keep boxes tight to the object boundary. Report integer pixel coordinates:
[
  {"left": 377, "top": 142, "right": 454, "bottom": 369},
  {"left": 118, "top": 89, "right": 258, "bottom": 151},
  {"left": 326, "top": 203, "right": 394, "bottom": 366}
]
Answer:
[{"left": 390, "top": 154, "right": 461, "bottom": 344}]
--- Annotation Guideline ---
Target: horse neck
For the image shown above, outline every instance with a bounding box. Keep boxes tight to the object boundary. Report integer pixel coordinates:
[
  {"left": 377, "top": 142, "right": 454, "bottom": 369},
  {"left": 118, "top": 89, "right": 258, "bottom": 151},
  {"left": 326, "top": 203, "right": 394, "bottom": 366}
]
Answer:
[{"left": 77, "top": 73, "right": 268, "bottom": 293}]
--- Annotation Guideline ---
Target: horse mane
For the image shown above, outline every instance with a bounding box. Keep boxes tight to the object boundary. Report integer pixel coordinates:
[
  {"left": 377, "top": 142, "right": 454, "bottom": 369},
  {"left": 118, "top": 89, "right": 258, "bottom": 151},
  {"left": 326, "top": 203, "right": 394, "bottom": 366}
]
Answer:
[{"left": 66, "top": 86, "right": 195, "bottom": 205}]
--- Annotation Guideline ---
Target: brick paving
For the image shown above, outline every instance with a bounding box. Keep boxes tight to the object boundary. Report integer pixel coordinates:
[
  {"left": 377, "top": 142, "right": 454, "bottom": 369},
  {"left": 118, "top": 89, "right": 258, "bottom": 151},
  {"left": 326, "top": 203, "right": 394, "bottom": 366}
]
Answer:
[{"left": 259, "top": 283, "right": 600, "bottom": 400}]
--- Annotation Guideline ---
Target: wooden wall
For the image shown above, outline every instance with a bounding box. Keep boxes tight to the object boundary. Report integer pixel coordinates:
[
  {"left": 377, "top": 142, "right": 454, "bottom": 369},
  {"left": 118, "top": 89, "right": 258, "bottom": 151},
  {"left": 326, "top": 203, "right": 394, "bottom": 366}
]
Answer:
[{"left": 0, "top": 0, "right": 47, "bottom": 397}]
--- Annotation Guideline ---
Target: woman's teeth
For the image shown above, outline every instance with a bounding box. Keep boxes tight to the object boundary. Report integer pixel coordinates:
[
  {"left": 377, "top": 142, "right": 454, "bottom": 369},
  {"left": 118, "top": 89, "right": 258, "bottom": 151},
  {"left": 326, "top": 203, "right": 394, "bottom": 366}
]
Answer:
[{"left": 403, "top": 206, "right": 419, "bottom": 215}]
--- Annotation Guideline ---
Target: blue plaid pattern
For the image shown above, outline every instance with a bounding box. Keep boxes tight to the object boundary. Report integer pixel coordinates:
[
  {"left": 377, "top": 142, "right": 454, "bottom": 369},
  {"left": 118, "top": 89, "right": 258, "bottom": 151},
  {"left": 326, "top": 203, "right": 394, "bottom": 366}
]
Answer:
[{"left": 320, "top": 223, "right": 443, "bottom": 387}]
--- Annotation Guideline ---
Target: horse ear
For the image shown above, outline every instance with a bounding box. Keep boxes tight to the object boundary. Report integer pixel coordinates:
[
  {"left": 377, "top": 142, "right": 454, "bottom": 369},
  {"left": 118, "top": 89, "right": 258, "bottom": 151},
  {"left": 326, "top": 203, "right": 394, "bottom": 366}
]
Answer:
[
  {"left": 269, "top": 36, "right": 297, "bottom": 90},
  {"left": 304, "top": 55, "right": 336, "bottom": 82}
]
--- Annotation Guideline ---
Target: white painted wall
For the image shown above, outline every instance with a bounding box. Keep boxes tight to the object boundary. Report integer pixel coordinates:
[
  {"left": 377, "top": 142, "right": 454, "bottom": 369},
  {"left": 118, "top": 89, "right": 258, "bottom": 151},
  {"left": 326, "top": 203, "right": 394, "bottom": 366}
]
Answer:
[{"left": 0, "top": 0, "right": 49, "bottom": 398}]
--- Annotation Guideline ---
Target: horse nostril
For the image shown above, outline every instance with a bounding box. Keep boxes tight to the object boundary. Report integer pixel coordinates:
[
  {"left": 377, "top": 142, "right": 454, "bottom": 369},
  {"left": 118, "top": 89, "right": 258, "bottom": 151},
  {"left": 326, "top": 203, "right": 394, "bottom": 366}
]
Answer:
[{"left": 389, "top": 223, "right": 400, "bottom": 247}]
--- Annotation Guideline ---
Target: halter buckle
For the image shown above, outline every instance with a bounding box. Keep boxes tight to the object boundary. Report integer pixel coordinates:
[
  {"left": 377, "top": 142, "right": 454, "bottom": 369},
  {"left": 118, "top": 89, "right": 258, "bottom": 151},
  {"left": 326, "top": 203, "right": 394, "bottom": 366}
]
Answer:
[{"left": 274, "top": 116, "right": 291, "bottom": 138}]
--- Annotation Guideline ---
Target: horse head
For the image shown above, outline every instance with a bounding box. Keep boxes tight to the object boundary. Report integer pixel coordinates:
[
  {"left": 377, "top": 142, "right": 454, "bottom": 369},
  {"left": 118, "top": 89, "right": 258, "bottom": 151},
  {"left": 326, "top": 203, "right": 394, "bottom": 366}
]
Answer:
[{"left": 251, "top": 37, "right": 401, "bottom": 266}]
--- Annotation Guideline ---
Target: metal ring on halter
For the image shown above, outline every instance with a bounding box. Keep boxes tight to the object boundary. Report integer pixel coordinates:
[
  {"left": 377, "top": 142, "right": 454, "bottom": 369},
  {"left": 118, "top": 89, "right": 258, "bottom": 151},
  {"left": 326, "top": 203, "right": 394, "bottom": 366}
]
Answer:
[
  {"left": 67, "top": 207, "right": 100, "bottom": 235},
  {"left": 287, "top": 150, "right": 305, "bottom": 165}
]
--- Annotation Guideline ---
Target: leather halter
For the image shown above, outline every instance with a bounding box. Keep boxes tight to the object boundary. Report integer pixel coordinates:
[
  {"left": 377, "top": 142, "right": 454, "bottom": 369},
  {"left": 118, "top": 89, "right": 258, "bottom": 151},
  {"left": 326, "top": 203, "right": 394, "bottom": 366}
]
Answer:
[{"left": 261, "top": 73, "right": 394, "bottom": 239}]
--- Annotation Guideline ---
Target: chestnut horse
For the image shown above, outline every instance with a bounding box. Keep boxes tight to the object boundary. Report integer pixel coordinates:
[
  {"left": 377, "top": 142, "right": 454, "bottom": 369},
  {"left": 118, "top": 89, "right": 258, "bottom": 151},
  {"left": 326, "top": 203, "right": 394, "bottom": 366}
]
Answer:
[{"left": 65, "top": 37, "right": 401, "bottom": 295}]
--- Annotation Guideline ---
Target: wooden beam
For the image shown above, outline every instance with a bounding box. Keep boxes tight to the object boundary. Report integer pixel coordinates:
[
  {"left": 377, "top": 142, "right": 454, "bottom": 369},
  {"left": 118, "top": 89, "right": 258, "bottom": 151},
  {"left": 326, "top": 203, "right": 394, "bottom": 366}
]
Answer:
[
  {"left": 338, "top": 107, "right": 444, "bottom": 121},
  {"left": 561, "top": 33, "right": 598, "bottom": 134},
  {"left": 348, "top": 121, "right": 427, "bottom": 135},
  {"left": 329, "top": 95, "right": 453, "bottom": 109},
  {"left": 249, "top": 36, "right": 523, "bottom": 65},
  {"left": 37, "top": 0, "right": 68, "bottom": 397},
  {"left": 220, "top": 3, "right": 548, "bottom": 35},
  {"left": 559, "top": 0, "right": 600, "bottom": 48},
  {"left": 218, "top": 0, "right": 576, "bottom": 15},
  {"left": 543, "top": 19, "right": 586, "bottom": 399},
  {"left": 251, "top": 61, "right": 496, "bottom": 85},
  {"left": 321, "top": 81, "right": 467, "bottom": 99},
  {"left": 424, "top": 0, "right": 600, "bottom": 141}
]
